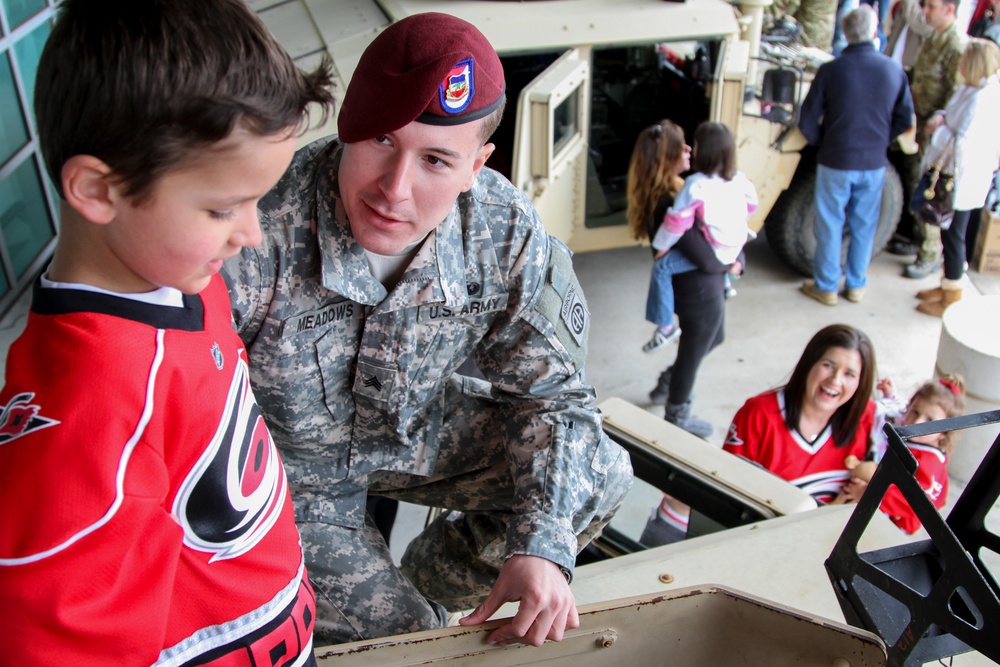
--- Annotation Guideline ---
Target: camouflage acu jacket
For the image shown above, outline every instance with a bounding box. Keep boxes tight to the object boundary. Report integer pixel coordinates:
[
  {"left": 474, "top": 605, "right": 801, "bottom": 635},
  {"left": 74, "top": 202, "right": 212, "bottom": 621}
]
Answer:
[
  {"left": 223, "top": 137, "right": 618, "bottom": 568},
  {"left": 911, "top": 22, "right": 966, "bottom": 127}
]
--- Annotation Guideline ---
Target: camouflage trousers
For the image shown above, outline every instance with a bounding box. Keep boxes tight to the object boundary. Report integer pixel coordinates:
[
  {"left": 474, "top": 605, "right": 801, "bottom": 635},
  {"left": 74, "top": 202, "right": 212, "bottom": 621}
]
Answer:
[
  {"left": 768, "top": 0, "right": 838, "bottom": 51},
  {"left": 302, "top": 379, "right": 633, "bottom": 648},
  {"left": 900, "top": 140, "right": 943, "bottom": 263}
]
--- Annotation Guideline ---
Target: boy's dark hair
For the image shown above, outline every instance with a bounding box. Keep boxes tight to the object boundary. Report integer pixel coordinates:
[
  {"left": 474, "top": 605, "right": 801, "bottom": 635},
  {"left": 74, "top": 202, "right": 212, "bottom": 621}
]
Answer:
[
  {"left": 784, "top": 324, "right": 876, "bottom": 448},
  {"left": 692, "top": 121, "right": 736, "bottom": 181},
  {"left": 36, "top": 0, "right": 335, "bottom": 204}
]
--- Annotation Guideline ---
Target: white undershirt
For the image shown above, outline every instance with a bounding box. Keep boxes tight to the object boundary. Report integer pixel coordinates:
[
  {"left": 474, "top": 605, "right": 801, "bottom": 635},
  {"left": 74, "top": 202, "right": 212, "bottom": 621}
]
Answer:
[
  {"left": 364, "top": 238, "right": 424, "bottom": 289},
  {"left": 41, "top": 272, "right": 185, "bottom": 307}
]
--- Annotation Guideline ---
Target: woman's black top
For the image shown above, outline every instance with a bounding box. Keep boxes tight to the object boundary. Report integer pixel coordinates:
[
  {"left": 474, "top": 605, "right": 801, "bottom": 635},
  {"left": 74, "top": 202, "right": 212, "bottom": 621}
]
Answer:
[{"left": 648, "top": 193, "right": 737, "bottom": 306}]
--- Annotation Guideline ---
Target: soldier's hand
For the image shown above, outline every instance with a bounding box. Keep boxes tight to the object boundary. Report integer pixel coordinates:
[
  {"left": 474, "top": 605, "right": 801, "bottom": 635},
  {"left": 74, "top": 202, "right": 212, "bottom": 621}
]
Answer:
[
  {"left": 925, "top": 113, "right": 944, "bottom": 135},
  {"left": 458, "top": 554, "right": 579, "bottom": 647}
]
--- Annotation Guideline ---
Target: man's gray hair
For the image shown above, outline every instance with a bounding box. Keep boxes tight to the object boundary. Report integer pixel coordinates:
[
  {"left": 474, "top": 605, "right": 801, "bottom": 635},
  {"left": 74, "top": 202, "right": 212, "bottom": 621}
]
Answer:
[{"left": 842, "top": 4, "right": 878, "bottom": 45}]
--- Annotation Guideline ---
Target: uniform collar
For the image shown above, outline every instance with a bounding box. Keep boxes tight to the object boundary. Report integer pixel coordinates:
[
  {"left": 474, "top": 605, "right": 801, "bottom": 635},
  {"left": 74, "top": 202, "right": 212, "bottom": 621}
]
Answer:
[{"left": 930, "top": 20, "right": 958, "bottom": 42}]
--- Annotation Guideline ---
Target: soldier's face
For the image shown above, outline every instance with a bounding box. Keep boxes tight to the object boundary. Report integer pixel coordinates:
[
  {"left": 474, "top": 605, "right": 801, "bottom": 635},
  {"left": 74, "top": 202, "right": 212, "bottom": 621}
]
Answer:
[
  {"left": 922, "top": 0, "right": 954, "bottom": 30},
  {"left": 339, "top": 120, "right": 495, "bottom": 256}
]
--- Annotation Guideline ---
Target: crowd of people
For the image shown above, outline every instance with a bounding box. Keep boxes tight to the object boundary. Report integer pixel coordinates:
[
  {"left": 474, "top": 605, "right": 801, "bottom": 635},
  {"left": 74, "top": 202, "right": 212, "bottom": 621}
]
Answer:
[
  {"left": 632, "top": 1, "right": 992, "bottom": 544},
  {"left": 0, "top": 0, "right": 994, "bottom": 662}
]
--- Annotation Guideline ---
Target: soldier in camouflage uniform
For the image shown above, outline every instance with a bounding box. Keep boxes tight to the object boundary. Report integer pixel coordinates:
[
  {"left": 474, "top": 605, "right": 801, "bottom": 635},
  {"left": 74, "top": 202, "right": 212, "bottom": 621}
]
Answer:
[
  {"left": 902, "top": 0, "right": 967, "bottom": 278},
  {"left": 222, "top": 12, "right": 633, "bottom": 649},
  {"left": 767, "top": 0, "right": 840, "bottom": 50}
]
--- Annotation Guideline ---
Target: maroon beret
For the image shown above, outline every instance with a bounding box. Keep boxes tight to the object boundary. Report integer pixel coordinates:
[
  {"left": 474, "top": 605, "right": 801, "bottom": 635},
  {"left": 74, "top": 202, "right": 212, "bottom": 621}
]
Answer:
[{"left": 338, "top": 12, "right": 505, "bottom": 143}]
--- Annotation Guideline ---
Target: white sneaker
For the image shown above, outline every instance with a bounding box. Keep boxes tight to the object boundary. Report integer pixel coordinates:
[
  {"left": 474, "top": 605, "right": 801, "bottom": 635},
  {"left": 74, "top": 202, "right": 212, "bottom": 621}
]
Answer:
[{"left": 642, "top": 325, "right": 681, "bottom": 353}]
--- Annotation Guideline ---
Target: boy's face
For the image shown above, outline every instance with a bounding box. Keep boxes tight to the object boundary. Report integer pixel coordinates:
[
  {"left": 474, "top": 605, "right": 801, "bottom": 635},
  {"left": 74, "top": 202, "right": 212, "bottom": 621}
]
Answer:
[
  {"left": 107, "top": 128, "right": 297, "bottom": 294},
  {"left": 338, "top": 118, "right": 494, "bottom": 256}
]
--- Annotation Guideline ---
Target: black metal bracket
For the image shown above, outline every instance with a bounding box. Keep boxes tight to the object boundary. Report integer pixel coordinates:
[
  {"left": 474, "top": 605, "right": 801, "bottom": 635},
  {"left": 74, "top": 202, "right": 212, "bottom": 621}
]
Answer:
[{"left": 825, "top": 409, "right": 1000, "bottom": 666}]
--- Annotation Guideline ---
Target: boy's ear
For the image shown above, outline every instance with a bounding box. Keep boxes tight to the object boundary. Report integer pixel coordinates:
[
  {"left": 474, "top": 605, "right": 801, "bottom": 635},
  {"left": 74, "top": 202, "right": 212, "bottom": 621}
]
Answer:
[{"left": 61, "top": 155, "right": 119, "bottom": 224}]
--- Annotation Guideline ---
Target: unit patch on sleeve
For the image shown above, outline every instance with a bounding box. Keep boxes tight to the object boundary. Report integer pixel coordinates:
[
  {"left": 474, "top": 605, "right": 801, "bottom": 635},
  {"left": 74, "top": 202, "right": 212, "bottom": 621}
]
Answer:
[
  {"left": 533, "top": 238, "right": 589, "bottom": 368},
  {"left": 560, "top": 283, "right": 588, "bottom": 347}
]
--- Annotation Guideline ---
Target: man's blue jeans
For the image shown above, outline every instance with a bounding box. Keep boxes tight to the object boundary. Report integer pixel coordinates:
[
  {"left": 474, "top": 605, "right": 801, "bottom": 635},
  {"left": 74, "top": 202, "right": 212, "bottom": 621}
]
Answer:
[
  {"left": 813, "top": 164, "right": 885, "bottom": 293},
  {"left": 645, "top": 249, "right": 697, "bottom": 326}
]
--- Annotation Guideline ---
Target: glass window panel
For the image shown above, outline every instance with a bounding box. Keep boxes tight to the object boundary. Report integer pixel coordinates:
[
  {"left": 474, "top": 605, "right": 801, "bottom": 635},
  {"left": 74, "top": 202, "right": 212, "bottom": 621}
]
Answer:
[
  {"left": 0, "top": 159, "right": 54, "bottom": 278},
  {"left": 0, "top": 54, "right": 28, "bottom": 165},
  {"left": 2, "top": 0, "right": 46, "bottom": 30},
  {"left": 552, "top": 87, "right": 579, "bottom": 159},
  {"left": 12, "top": 19, "right": 51, "bottom": 127}
]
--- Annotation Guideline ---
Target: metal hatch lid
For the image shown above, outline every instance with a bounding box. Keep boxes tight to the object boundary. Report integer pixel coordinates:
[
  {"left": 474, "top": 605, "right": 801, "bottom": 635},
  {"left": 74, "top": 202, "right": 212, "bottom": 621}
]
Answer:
[
  {"left": 598, "top": 396, "right": 818, "bottom": 518},
  {"left": 314, "top": 584, "right": 888, "bottom": 666}
]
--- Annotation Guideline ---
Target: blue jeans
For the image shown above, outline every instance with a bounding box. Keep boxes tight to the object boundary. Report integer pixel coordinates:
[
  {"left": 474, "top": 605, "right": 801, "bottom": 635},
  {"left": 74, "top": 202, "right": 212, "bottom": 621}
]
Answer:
[
  {"left": 813, "top": 164, "right": 885, "bottom": 293},
  {"left": 645, "top": 250, "right": 697, "bottom": 326}
]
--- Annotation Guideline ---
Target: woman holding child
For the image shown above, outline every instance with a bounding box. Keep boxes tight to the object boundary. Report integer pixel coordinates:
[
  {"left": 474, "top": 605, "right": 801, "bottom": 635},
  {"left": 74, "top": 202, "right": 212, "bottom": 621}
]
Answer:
[{"left": 627, "top": 120, "right": 751, "bottom": 440}]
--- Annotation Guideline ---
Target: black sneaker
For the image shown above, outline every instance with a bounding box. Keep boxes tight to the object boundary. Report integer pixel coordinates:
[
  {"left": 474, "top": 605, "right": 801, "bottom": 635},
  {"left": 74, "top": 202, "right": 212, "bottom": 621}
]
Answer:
[
  {"left": 887, "top": 239, "right": 918, "bottom": 256},
  {"left": 648, "top": 366, "right": 673, "bottom": 405}
]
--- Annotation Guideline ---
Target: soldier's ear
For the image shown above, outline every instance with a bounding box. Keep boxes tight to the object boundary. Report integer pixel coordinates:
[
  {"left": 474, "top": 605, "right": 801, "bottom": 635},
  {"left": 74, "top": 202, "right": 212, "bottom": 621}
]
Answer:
[{"left": 465, "top": 142, "right": 495, "bottom": 191}]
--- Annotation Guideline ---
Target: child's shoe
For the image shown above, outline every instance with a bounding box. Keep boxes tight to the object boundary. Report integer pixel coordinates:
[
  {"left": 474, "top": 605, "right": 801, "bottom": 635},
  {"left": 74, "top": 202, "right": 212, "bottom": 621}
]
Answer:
[
  {"left": 642, "top": 324, "right": 681, "bottom": 353},
  {"left": 724, "top": 273, "right": 738, "bottom": 299}
]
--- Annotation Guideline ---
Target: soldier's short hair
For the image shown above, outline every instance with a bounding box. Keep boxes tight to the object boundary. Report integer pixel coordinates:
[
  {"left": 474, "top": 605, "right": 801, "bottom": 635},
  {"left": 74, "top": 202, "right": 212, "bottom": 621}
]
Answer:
[
  {"left": 35, "top": 0, "right": 335, "bottom": 204},
  {"left": 842, "top": 4, "right": 878, "bottom": 45}
]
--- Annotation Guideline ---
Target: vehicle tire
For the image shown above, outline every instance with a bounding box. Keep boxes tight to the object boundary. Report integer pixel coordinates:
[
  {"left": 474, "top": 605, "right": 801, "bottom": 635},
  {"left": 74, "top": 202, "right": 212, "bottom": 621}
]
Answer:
[{"left": 764, "top": 162, "right": 903, "bottom": 277}]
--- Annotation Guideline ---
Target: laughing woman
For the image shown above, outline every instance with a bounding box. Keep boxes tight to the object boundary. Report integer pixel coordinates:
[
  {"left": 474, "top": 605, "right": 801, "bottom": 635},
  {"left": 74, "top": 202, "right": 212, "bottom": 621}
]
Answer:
[{"left": 722, "top": 324, "right": 878, "bottom": 504}]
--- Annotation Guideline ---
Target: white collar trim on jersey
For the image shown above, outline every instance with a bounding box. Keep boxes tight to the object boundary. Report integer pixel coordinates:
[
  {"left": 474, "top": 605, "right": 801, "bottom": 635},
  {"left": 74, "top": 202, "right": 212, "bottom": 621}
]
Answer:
[{"left": 41, "top": 272, "right": 185, "bottom": 308}]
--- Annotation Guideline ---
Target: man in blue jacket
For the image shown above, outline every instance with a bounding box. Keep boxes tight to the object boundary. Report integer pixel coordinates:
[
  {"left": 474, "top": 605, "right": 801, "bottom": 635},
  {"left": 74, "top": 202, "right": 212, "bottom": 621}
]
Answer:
[{"left": 799, "top": 4, "right": 915, "bottom": 305}]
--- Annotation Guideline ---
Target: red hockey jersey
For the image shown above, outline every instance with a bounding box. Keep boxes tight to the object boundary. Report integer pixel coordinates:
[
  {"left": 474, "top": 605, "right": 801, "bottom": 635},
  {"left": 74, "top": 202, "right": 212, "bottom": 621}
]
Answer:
[
  {"left": 0, "top": 275, "right": 315, "bottom": 666},
  {"left": 724, "top": 389, "right": 876, "bottom": 504},
  {"left": 879, "top": 443, "right": 949, "bottom": 534}
]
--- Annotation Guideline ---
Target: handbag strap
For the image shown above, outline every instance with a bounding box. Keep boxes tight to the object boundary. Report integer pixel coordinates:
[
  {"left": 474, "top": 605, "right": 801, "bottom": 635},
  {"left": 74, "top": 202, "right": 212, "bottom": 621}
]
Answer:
[{"left": 932, "top": 135, "right": 957, "bottom": 173}]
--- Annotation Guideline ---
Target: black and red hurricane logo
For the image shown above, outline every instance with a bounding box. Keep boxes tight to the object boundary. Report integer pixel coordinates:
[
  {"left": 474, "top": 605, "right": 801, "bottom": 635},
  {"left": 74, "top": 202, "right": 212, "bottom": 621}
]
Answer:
[
  {"left": 172, "top": 352, "right": 286, "bottom": 561},
  {"left": 0, "top": 392, "right": 59, "bottom": 445}
]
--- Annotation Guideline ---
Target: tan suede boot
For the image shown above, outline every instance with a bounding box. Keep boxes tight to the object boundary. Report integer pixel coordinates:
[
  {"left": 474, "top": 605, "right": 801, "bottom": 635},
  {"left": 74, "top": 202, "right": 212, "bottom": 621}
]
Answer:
[
  {"left": 916, "top": 287, "right": 944, "bottom": 301},
  {"left": 916, "top": 287, "right": 961, "bottom": 317}
]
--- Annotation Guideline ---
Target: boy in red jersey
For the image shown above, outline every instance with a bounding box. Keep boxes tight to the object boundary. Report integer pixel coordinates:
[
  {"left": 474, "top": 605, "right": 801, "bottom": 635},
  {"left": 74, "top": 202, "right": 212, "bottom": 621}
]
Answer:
[{"left": 0, "top": 1, "right": 334, "bottom": 664}]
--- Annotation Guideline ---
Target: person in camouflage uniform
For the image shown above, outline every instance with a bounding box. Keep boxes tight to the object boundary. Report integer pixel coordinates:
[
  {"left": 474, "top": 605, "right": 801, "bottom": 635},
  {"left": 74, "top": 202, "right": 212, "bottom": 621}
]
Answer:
[
  {"left": 222, "top": 12, "right": 633, "bottom": 649},
  {"left": 767, "top": 0, "right": 840, "bottom": 50},
  {"left": 902, "top": 0, "right": 967, "bottom": 278}
]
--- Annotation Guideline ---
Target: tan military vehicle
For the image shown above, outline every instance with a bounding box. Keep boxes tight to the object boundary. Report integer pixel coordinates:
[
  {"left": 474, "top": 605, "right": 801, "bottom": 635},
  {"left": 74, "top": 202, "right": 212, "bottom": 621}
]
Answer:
[{"left": 254, "top": 0, "right": 903, "bottom": 276}]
